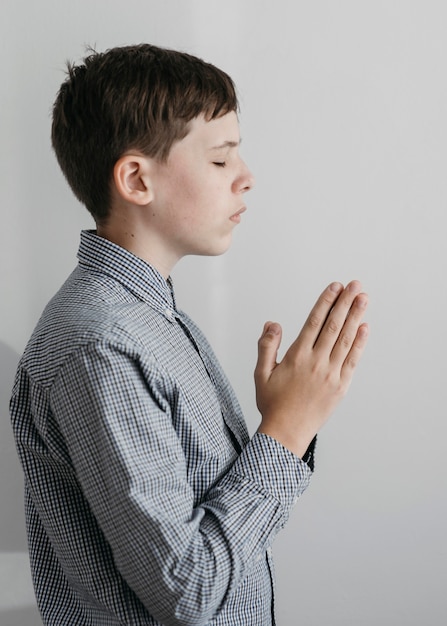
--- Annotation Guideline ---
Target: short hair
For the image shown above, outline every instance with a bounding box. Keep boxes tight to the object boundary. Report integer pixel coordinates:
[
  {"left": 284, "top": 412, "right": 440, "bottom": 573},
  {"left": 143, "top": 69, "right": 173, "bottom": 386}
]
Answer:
[{"left": 51, "top": 44, "right": 238, "bottom": 222}]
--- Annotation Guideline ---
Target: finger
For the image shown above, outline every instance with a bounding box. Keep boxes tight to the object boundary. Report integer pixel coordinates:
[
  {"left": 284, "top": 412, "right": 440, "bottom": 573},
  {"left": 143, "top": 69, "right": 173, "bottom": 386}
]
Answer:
[
  {"left": 341, "top": 322, "right": 369, "bottom": 385},
  {"left": 254, "top": 322, "right": 283, "bottom": 385},
  {"left": 313, "top": 280, "right": 362, "bottom": 353},
  {"left": 330, "top": 293, "right": 368, "bottom": 365},
  {"left": 294, "top": 282, "right": 344, "bottom": 351}
]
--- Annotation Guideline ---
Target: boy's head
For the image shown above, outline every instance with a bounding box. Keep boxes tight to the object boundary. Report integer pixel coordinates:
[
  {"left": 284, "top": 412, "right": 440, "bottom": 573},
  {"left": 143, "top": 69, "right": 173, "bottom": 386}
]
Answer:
[{"left": 51, "top": 44, "right": 238, "bottom": 223}]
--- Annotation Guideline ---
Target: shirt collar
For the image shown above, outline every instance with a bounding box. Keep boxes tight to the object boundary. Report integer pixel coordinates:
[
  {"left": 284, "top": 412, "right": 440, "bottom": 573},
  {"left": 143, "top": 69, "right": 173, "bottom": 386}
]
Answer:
[{"left": 77, "top": 230, "right": 177, "bottom": 320}]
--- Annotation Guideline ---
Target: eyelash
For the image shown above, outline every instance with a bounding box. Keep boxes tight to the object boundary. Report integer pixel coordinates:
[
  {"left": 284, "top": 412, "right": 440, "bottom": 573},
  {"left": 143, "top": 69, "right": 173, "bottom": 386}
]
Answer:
[{"left": 213, "top": 161, "right": 226, "bottom": 168}]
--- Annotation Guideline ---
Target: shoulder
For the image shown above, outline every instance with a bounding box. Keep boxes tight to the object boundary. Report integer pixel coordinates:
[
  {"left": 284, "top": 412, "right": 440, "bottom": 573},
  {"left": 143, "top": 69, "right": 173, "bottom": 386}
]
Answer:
[{"left": 19, "top": 267, "right": 165, "bottom": 387}]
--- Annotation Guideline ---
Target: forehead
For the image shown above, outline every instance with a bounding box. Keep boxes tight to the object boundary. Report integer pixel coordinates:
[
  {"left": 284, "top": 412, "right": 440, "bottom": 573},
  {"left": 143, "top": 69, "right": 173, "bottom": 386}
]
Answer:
[{"left": 180, "top": 111, "right": 241, "bottom": 151}]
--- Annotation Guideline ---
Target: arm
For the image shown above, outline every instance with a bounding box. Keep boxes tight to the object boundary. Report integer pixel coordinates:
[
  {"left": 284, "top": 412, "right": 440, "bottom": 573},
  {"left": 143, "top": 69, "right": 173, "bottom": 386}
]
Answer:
[{"left": 50, "top": 341, "right": 311, "bottom": 626}]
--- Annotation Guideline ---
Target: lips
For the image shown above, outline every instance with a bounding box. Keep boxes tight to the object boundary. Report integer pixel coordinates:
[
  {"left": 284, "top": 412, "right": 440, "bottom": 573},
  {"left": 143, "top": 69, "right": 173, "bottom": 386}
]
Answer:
[{"left": 230, "top": 206, "right": 246, "bottom": 223}]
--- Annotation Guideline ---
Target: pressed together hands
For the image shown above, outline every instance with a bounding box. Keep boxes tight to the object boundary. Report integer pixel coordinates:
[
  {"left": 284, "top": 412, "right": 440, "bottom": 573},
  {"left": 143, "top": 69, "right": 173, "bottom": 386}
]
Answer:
[{"left": 256, "top": 281, "right": 369, "bottom": 458}]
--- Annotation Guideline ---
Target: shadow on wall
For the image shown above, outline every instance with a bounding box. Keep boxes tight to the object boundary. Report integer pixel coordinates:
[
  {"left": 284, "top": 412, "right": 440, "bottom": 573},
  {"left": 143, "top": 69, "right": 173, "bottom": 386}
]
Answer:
[{"left": 0, "top": 341, "right": 43, "bottom": 623}]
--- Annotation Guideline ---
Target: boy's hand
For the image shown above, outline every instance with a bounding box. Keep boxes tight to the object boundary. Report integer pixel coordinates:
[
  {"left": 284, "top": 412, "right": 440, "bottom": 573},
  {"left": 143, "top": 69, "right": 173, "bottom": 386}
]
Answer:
[{"left": 255, "top": 281, "right": 369, "bottom": 458}]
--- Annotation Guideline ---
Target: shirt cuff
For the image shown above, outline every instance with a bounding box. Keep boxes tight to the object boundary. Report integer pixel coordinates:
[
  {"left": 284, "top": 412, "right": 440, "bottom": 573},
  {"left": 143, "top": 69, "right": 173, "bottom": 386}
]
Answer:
[{"left": 232, "top": 432, "right": 313, "bottom": 513}]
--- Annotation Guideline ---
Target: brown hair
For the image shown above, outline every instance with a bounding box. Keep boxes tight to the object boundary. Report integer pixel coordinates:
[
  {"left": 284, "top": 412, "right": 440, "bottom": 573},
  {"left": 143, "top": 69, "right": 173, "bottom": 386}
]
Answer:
[{"left": 51, "top": 44, "right": 238, "bottom": 222}]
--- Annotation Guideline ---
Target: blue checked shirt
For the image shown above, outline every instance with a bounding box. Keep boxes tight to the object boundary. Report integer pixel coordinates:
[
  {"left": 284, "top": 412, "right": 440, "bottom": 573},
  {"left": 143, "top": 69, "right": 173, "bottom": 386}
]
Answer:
[{"left": 10, "top": 231, "right": 314, "bottom": 626}]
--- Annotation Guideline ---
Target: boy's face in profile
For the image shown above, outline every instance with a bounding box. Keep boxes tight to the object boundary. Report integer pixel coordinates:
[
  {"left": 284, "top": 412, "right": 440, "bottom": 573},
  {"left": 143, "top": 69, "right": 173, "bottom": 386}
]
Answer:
[{"left": 147, "top": 111, "right": 254, "bottom": 264}]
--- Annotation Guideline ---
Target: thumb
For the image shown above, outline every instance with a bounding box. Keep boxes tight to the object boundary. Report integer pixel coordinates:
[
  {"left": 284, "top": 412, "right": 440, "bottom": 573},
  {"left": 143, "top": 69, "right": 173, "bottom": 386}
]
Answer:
[{"left": 254, "top": 322, "right": 282, "bottom": 385}]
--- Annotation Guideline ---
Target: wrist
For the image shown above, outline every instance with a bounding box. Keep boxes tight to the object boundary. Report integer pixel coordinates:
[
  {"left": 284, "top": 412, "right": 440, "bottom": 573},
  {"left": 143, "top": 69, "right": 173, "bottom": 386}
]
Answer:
[{"left": 257, "top": 421, "right": 316, "bottom": 459}]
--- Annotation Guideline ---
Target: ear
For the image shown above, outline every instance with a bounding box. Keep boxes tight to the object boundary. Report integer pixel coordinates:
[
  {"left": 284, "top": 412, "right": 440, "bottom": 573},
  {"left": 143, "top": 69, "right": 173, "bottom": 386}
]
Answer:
[{"left": 113, "top": 154, "right": 154, "bottom": 205}]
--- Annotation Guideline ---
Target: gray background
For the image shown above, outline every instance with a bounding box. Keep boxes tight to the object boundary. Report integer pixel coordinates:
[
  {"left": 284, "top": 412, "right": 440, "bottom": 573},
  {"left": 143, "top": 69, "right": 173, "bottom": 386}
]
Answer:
[{"left": 1, "top": 1, "right": 446, "bottom": 624}]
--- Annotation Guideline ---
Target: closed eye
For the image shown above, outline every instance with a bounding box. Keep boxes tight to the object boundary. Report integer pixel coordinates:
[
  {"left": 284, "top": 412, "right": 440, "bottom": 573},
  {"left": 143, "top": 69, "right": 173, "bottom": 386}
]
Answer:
[{"left": 213, "top": 161, "right": 226, "bottom": 168}]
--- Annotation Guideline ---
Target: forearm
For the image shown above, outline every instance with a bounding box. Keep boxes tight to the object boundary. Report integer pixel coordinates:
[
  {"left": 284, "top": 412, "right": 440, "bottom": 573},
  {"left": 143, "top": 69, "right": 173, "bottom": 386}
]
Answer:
[
  {"left": 109, "top": 433, "right": 312, "bottom": 625},
  {"left": 49, "top": 345, "right": 312, "bottom": 625}
]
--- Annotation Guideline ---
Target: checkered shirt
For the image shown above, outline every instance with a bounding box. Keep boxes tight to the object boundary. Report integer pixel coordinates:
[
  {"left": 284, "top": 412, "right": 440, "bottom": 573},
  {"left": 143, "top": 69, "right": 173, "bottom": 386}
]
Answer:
[{"left": 10, "top": 230, "right": 313, "bottom": 626}]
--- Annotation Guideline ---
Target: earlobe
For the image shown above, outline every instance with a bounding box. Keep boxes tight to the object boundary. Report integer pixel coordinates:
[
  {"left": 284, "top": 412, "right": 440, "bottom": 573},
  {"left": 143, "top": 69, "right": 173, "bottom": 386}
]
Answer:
[{"left": 113, "top": 155, "right": 154, "bottom": 205}]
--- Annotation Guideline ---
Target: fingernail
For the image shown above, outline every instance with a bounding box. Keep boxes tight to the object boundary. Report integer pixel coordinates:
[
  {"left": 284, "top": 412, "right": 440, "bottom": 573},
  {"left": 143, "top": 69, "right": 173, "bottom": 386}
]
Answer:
[
  {"left": 356, "top": 296, "right": 368, "bottom": 309},
  {"left": 348, "top": 280, "right": 361, "bottom": 293},
  {"left": 266, "top": 323, "right": 280, "bottom": 335},
  {"left": 330, "top": 282, "right": 342, "bottom": 293},
  {"left": 359, "top": 324, "right": 369, "bottom": 337}
]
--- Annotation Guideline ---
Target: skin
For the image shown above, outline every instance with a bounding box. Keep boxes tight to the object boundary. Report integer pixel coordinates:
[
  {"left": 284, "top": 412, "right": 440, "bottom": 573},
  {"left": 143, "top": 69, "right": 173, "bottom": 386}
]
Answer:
[
  {"left": 99, "top": 111, "right": 253, "bottom": 277},
  {"left": 98, "top": 111, "right": 369, "bottom": 459},
  {"left": 256, "top": 281, "right": 369, "bottom": 457}
]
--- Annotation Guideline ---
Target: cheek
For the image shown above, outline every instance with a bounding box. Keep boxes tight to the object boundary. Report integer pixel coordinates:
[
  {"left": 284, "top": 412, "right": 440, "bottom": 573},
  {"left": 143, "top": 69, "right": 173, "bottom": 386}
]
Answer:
[
  {"left": 171, "top": 167, "right": 203, "bottom": 203},
  {"left": 180, "top": 179, "right": 218, "bottom": 214}
]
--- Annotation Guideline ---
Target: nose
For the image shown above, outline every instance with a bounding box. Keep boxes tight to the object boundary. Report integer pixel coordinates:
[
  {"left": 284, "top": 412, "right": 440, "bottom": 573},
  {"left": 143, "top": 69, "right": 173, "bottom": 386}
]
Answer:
[{"left": 234, "top": 159, "right": 255, "bottom": 194}]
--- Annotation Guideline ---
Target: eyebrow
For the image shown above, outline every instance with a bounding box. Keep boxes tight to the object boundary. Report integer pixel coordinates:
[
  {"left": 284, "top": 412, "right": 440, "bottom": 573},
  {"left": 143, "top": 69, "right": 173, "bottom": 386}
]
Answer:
[{"left": 209, "top": 139, "right": 242, "bottom": 151}]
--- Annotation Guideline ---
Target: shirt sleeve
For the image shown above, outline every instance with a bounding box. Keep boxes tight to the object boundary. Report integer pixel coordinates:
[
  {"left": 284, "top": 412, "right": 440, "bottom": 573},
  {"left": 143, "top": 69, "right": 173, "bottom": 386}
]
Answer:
[{"left": 50, "top": 339, "right": 312, "bottom": 626}]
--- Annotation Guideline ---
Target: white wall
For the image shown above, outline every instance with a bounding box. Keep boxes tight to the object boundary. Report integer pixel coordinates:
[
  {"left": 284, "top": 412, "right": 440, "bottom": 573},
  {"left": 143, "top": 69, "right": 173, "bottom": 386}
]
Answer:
[{"left": 1, "top": 1, "right": 446, "bottom": 624}]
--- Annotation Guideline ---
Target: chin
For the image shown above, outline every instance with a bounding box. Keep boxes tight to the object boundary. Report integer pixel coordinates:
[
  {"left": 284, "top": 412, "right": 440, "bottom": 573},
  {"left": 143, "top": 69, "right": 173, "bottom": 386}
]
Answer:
[
  {"left": 195, "top": 237, "right": 233, "bottom": 257},
  {"left": 211, "top": 241, "right": 233, "bottom": 257}
]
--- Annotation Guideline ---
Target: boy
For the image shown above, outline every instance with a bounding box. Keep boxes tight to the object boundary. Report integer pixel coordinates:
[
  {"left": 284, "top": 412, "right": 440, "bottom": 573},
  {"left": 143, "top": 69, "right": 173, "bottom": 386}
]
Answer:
[{"left": 10, "top": 44, "right": 369, "bottom": 625}]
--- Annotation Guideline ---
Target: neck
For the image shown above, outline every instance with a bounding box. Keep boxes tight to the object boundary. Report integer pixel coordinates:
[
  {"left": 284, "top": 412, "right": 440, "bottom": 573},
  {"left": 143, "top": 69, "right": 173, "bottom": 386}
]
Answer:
[{"left": 96, "top": 221, "right": 178, "bottom": 279}]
